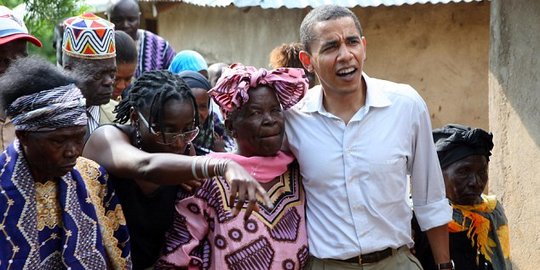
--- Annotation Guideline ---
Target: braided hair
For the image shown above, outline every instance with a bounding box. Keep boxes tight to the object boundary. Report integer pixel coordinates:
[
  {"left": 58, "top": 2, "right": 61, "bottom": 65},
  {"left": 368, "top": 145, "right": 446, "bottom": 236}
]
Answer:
[{"left": 115, "top": 70, "right": 199, "bottom": 131}]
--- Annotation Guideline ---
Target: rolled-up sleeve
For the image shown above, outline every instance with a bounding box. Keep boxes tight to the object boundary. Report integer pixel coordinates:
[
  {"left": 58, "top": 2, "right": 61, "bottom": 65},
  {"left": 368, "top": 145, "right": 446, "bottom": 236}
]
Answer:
[{"left": 409, "top": 97, "right": 452, "bottom": 231}]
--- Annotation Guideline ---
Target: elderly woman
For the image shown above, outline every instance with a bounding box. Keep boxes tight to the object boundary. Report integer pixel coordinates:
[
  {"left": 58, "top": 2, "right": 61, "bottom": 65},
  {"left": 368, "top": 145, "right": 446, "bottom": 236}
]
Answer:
[
  {"left": 83, "top": 70, "right": 271, "bottom": 269},
  {"left": 0, "top": 57, "right": 131, "bottom": 269},
  {"left": 157, "top": 64, "right": 309, "bottom": 269},
  {"left": 413, "top": 124, "right": 511, "bottom": 270},
  {"left": 177, "top": 70, "right": 235, "bottom": 155}
]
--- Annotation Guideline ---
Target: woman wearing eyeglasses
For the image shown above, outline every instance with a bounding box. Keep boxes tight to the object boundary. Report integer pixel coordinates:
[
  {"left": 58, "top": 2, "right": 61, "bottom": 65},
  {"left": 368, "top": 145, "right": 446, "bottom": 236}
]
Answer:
[
  {"left": 156, "top": 65, "right": 309, "bottom": 270},
  {"left": 83, "top": 70, "right": 272, "bottom": 270}
]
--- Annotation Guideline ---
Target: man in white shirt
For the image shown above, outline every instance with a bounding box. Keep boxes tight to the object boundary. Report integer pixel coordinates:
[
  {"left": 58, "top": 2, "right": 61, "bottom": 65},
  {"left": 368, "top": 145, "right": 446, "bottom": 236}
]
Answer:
[
  {"left": 285, "top": 5, "right": 454, "bottom": 270},
  {"left": 61, "top": 13, "right": 117, "bottom": 136}
]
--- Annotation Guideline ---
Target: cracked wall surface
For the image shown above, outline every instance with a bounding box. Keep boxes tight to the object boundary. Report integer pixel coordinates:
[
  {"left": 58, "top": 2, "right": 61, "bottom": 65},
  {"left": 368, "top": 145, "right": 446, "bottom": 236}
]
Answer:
[{"left": 489, "top": 0, "right": 540, "bottom": 268}]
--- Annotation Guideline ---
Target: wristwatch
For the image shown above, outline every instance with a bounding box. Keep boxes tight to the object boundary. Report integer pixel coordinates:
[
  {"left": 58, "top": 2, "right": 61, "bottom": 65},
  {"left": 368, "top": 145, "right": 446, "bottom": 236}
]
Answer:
[{"left": 436, "top": 260, "right": 455, "bottom": 270}]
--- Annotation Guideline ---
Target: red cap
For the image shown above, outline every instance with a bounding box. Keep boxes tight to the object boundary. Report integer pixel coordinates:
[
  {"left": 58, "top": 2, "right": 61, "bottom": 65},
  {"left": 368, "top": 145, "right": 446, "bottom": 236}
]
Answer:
[{"left": 0, "top": 6, "right": 42, "bottom": 47}]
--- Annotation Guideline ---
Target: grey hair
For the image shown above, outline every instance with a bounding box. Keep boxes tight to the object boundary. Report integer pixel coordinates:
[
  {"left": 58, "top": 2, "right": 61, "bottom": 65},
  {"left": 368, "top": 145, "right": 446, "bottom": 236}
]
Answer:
[
  {"left": 0, "top": 56, "right": 77, "bottom": 110},
  {"left": 62, "top": 54, "right": 97, "bottom": 80}
]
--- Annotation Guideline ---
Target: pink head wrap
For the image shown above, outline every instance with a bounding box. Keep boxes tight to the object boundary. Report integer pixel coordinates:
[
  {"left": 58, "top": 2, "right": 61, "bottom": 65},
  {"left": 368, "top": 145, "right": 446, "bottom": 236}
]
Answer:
[{"left": 209, "top": 64, "right": 308, "bottom": 119}]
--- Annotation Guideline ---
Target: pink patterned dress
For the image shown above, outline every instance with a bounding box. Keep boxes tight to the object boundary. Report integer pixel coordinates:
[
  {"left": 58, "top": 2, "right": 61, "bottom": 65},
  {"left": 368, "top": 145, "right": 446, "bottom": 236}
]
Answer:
[{"left": 156, "top": 160, "right": 308, "bottom": 270}]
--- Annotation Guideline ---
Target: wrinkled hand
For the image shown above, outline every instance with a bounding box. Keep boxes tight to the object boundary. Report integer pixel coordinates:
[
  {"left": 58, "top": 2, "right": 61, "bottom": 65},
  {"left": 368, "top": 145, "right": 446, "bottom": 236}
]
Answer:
[{"left": 225, "top": 161, "right": 273, "bottom": 219}]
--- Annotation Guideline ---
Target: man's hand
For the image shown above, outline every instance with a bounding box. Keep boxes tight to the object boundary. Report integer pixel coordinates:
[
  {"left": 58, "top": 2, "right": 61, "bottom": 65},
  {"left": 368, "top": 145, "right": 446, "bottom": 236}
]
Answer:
[{"left": 426, "top": 224, "right": 451, "bottom": 266}]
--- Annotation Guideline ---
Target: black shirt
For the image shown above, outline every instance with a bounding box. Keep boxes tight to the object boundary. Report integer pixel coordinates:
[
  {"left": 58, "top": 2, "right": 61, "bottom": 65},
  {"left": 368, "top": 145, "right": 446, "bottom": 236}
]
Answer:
[
  {"left": 108, "top": 124, "right": 181, "bottom": 269},
  {"left": 412, "top": 214, "right": 493, "bottom": 270},
  {"left": 111, "top": 175, "right": 180, "bottom": 270}
]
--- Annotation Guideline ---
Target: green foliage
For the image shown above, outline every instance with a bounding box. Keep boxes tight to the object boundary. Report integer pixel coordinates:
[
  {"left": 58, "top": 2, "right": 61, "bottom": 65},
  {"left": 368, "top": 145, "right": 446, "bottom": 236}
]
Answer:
[
  {"left": 3, "top": 0, "right": 89, "bottom": 63},
  {"left": 1, "top": 0, "right": 21, "bottom": 9}
]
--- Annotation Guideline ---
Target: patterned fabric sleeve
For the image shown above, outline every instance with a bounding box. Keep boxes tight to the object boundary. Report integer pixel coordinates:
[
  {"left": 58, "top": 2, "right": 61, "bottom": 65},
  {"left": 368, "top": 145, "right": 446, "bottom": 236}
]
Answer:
[
  {"left": 493, "top": 200, "right": 512, "bottom": 269},
  {"left": 162, "top": 42, "right": 176, "bottom": 71},
  {"left": 100, "top": 167, "right": 132, "bottom": 268},
  {"left": 80, "top": 157, "right": 132, "bottom": 269},
  {"left": 156, "top": 187, "right": 211, "bottom": 269},
  {"left": 136, "top": 30, "right": 176, "bottom": 78}
]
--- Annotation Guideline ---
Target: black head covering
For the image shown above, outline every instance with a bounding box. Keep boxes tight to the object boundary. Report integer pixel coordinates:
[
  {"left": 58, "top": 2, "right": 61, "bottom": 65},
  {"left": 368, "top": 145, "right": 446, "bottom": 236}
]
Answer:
[
  {"left": 433, "top": 124, "right": 494, "bottom": 169},
  {"left": 177, "top": 70, "right": 211, "bottom": 91}
]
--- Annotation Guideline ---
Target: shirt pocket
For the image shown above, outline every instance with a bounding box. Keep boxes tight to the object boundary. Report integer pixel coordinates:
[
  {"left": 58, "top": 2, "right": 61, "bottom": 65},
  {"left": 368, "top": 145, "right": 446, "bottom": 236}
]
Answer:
[{"left": 367, "top": 157, "right": 408, "bottom": 207}]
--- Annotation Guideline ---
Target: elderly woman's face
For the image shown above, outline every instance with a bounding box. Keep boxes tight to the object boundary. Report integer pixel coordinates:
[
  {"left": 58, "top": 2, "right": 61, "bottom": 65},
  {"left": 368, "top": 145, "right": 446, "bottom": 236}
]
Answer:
[
  {"left": 229, "top": 85, "right": 284, "bottom": 157},
  {"left": 443, "top": 155, "right": 488, "bottom": 205},
  {"left": 136, "top": 98, "right": 197, "bottom": 155},
  {"left": 19, "top": 126, "right": 86, "bottom": 180}
]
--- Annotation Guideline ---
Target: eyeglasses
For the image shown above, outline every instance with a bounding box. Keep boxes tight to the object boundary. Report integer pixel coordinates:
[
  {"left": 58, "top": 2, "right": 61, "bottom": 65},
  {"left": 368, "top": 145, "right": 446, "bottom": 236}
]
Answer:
[{"left": 137, "top": 111, "right": 199, "bottom": 145}]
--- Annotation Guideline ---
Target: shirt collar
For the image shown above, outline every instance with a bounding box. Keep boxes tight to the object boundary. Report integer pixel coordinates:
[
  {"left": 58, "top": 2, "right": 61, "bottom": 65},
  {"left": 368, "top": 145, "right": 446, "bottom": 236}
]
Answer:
[
  {"left": 299, "top": 84, "right": 324, "bottom": 113},
  {"left": 363, "top": 73, "right": 392, "bottom": 109},
  {"left": 299, "top": 72, "right": 392, "bottom": 113}
]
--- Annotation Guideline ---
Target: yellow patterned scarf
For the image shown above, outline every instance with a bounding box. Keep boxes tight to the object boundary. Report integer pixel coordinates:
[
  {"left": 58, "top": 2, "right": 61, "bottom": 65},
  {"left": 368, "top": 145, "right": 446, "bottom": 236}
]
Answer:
[{"left": 448, "top": 195, "right": 511, "bottom": 270}]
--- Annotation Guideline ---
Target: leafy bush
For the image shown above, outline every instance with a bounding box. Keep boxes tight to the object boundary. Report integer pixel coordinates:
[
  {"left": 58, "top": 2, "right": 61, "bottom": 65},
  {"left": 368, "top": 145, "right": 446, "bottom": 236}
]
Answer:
[{"left": 3, "top": 0, "right": 88, "bottom": 63}]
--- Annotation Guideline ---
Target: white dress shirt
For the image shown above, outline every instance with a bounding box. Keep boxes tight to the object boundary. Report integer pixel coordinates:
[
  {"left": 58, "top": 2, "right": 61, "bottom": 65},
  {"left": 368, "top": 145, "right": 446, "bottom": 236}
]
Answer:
[{"left": 284, "top": 73, "right": 452, "bottom": 259}]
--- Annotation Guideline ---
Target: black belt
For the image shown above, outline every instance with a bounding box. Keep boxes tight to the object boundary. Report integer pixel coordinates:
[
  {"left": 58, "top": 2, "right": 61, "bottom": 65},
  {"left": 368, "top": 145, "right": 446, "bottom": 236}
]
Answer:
[{"left": 339, "top": 247, "right": 398, "bottom": 264}]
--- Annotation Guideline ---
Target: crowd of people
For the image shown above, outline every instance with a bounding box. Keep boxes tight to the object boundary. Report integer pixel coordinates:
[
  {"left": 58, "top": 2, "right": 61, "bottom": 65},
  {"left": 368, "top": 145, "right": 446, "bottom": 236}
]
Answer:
[{"left": 0, "top": 1, "right": 511, "bottom": 270}]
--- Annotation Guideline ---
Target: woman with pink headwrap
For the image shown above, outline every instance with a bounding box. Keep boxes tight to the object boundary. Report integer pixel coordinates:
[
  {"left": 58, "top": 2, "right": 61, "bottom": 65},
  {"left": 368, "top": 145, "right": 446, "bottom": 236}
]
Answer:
[{"left": 156, "top": 64, "right": 309, "bottom": 269}]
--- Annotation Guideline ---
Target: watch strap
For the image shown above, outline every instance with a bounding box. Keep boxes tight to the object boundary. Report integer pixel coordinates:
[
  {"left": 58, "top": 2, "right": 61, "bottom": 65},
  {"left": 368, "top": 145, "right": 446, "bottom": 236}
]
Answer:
[{"left": 437, "top": 260, "right": 455, "bottom": 270}]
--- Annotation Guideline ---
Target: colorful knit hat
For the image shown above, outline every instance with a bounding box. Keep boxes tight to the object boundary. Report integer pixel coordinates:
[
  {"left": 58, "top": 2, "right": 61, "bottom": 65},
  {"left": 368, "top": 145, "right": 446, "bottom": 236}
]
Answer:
[{"left": 62, "top": 13, "right": 115, "bottom": 59}]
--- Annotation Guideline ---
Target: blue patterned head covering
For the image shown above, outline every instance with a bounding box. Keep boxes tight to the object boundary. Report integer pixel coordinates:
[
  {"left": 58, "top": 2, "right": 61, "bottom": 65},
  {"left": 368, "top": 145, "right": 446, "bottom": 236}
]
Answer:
[
  {"left": 7, "top": 84, "right": 87, "bottom": 131},
  {"left": 168, "top": 50, "right": 208, "bottom": 74}
]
